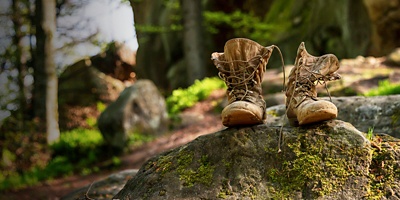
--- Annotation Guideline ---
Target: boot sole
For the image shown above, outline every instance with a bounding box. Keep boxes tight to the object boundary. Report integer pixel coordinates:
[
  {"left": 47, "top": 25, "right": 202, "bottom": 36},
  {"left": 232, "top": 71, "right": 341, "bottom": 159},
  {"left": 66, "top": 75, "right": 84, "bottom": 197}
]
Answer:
[
  {"left": 222, "top": 108, "right": 264, "bottom": 127},
  {"left": 298, "top": 108, "right": 337, "bottom": 126}
]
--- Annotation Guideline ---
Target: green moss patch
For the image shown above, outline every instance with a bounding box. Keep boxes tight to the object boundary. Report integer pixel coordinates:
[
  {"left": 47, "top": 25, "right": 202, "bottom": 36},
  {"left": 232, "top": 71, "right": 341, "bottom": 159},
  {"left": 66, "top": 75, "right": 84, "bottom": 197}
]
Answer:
[
  {"left": 176, "top": 149, "right": 215, "bottom": 188},
  {"left": 266, "top": 126, "right": 369, "bottom": 199},
  {"left": 367, "top": 134, "right": 400, "bottom": 199}
]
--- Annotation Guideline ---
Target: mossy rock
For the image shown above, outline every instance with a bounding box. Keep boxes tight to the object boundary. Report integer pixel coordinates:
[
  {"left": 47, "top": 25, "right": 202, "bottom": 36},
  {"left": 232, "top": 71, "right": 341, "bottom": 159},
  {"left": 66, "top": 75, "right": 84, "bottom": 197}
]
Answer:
[
  {"left": 113, "top": 120, "right": 399, "bottom": 199},
  {"left": 266, "top": 95, "right": 400, "bottom": 138}
]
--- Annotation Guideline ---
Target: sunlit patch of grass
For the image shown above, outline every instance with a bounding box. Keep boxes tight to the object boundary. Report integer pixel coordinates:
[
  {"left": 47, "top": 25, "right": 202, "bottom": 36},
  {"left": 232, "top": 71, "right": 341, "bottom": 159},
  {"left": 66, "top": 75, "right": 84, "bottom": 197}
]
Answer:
[
  {"left": 166, "top": 77, "right": 226, "bottom": 116},
  {"left": 363, "top": 80, "right": 400, "bottom": 96}
]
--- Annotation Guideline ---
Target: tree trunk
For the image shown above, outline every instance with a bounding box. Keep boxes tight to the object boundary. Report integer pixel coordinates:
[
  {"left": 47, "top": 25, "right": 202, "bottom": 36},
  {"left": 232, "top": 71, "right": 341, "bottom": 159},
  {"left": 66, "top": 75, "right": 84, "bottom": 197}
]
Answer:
[
  {"left": 129, "top": 0, "right": 172, "bottom": 90},
  {"left": 181, "top": 0, "right": 205, "bottom": 85},
  {"left": 12, "top": 0, "right": 27, "bottom": 129},
  {"left": 35, "top": 0, "right": 60, "bottom": 143}
]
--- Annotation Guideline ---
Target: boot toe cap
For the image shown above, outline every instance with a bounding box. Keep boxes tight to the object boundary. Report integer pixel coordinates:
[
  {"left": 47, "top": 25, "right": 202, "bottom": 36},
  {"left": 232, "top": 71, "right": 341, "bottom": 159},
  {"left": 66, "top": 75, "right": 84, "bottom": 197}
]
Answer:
[
  {"left": 221, "top": 101, "right": 265, "bottom": 127},
  {"left": 297, "top": 100, "right": 338, "bottom": 125}
]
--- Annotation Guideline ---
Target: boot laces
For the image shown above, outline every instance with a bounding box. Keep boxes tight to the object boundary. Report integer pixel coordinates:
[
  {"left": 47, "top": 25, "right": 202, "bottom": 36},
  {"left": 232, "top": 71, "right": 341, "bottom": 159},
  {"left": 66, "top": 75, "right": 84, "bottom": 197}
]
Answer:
[
  {"left": 292, "top": 64, "right": 339, "bottom": 107},
  {"left": 217, "top": 58, "right": 261, "bottom": 103}
]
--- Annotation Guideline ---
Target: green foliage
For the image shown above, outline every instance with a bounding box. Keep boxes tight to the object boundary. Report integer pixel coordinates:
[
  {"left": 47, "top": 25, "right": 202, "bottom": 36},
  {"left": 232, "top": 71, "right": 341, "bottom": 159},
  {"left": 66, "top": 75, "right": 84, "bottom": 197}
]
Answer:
[
  {"left": 128, "top": 132, "right": 155, "bottom": 147},
  {"left": 364, "top": 80, "right": 400, "bottom": 96},
  {"left": 367, "top": 127, "right": 374, "bottom": 141},
  {"left": 166, "top": 77, "right": 226, "bottom": 116},
  {"left": 204, "top": 11, "right": 276, "bottom": 43},
  {"left": 0, "top": 124, "right": 160, "bottom": 191},
  {"left": 86, "top": 117, "right": 97, "bottom": 128},
  {"left": 134, "top": 0, "right": 182, "bottom": 34},
  {"left": 51, "top": 128, "right": 104, "bottom": 162},
  {"left": 0, "top": 156, "right": 74, "bottom": 191},
  {"left": 97, "top": 101, "right": 106, "bottom": 112}
]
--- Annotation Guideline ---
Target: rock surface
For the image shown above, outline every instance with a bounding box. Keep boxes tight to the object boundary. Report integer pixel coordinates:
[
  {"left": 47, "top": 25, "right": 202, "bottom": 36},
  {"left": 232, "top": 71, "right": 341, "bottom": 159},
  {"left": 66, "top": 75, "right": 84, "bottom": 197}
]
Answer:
[
  {"left": 266, "top": 95, "right": 400, "bottom": 138},
  {"left": 62, "top": 120, "right": 400, "bottom": 199},
  {"left": 58, "top": 58, "right": 125, "bottom": 106},
  {"left": 98, "top": 80, "right": 169, "bottom": 150},
  {"left": 112, "top": 120, "right": 399, "bottom": 199}
]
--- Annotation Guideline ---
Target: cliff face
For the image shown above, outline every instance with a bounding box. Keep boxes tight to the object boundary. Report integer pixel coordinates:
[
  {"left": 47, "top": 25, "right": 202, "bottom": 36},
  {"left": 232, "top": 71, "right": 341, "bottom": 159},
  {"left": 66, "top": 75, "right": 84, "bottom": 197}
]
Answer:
[{"left": 113, "top": 120, "right": 400, "bottom": 199}]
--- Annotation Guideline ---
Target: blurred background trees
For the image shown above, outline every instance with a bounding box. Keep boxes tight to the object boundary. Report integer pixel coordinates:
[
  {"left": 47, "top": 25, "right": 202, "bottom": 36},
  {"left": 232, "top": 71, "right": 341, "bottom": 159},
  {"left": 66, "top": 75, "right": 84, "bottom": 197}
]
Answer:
[
  {"left": 0, "top": 0, "right": 117, "bottom": 139},
  {"left": 2, "top": 0, "right": 399, "bottom": 133},
  {"left": 130, "top": 0, "right": 399, "bottom": 91}
]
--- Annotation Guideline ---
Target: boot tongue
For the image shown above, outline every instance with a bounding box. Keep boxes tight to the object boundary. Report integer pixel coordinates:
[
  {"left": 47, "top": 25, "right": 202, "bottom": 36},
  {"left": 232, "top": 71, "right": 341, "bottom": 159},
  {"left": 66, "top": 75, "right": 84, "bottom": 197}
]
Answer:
[
  {"left": 223, "top": 38, "right": 264, "bottom": 71},
  {"left": 298, "top": 50, "right": 340, "bottom": 82}
]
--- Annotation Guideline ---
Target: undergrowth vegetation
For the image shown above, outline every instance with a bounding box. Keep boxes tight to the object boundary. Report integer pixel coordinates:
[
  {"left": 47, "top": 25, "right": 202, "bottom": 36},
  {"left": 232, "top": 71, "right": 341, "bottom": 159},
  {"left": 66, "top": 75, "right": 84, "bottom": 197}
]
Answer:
[
  {"left": 1, "top": 77, "right": 226, "bottom": 191},
  {"left": 364, "top": 79, "right": 400, "bottom": 96},
  {"left": 0, "top": 125, "right": 152, "bottom": 191},
  {"left": 166, "top": 77, "right": 226, "bottom": 116},
  {"left": 0, "top": 128, "right": 114, "bottom": 191}
]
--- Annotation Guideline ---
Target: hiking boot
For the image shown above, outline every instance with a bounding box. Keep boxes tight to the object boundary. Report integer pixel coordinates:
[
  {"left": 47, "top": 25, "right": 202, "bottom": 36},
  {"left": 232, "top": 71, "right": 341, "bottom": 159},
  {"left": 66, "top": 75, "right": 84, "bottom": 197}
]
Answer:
[
  {"left": 285, "top": 42, "right": 341, "bottom": 126},
  {"left": 211, "top": 38, "right": 276, "bottom": 127}
]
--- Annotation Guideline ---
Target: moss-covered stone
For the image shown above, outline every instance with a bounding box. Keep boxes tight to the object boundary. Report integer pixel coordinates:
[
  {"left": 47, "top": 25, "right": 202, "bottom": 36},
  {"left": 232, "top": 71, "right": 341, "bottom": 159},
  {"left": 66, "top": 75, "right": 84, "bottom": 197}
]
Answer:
[
  {"left": 366, "top": 134, "right": 400, "bottom": 199},
  {"left": 266, "top": 126, "right": 368, "bottom": 199},
  {"left": 176, "top": 150, "right": 215, "bottom": 187},
  {"left": 113, "top": 120, "right": 400, "bottom": 199}
]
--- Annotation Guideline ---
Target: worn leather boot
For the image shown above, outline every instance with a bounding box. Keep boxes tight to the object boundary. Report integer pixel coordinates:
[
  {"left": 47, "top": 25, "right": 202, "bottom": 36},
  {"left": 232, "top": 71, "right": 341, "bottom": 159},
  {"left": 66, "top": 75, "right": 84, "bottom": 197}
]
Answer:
[
  {"left": 211, "top": 38, "right": 276, "bottom": 127},
  {"left": 285, "top": 42, "right": 341, "bottom": 126}
]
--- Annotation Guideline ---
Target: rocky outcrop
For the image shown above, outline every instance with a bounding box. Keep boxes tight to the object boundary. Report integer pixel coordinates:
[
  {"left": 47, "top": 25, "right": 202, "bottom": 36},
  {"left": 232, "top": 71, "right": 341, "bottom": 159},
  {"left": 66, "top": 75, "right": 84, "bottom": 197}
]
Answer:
[
  {"left": 90, "top": 42, "right": 136, "bottom": 82},
  {"left": 112, "top": 120, "right": 399, "bottom": 199},
  {"left": 266, "top": 95, "right": 400, "bottom": 138},
  {"left": 63, "top": 120, "right": 400, "bottom": 199},
  {"left": 58, "top": 42, "right": 135, "bottom": 107},
  {"left": 98, "top": 80, "right": 169, "bottom": 151},
  {"left": 58, "top": 59, "right": 125, "bottom": 106},
  {"left": 58, "top": 42, "right": 136, "bottom": 130}
]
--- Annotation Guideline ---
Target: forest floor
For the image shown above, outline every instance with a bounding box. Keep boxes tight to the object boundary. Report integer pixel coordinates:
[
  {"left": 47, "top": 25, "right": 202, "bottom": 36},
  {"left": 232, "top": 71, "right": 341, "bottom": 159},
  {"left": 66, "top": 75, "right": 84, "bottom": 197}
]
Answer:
[
  {"left": 1, "top": 55, "right": 400, "bottom": 200},
  {"left": 0, "top": 90, "right": 225, "bottom": 200}
]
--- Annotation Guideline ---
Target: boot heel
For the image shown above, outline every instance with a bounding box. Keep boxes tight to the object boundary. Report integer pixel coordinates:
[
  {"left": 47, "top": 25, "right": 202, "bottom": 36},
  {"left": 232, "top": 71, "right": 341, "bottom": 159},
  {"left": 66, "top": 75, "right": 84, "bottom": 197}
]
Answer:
[{"left": 288, "top": 117, "right": 299, "bottom": 127}]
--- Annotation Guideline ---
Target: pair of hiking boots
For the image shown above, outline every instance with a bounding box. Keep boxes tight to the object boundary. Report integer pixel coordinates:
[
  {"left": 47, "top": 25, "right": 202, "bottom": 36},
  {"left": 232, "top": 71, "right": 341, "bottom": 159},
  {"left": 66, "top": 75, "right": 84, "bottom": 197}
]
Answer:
[{"left": 212, "top": 38, "right": 341, "bottom": 127}]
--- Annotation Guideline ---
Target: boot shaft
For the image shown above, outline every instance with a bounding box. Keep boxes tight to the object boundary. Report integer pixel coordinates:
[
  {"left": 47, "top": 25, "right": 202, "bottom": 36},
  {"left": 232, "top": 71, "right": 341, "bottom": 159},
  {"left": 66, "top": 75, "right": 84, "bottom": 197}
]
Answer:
[{"left": 212, "top": 38, "right": 275, "bottom": 106}]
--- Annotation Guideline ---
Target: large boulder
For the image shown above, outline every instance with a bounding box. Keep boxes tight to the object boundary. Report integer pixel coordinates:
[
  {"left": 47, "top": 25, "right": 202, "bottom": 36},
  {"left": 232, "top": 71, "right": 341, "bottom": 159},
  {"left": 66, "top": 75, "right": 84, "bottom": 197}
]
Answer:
[
  {"left": 112, "top": 120, "right": 400, "bottom": 199},
  {"left": 266, "top": 95, "right": 400, "bottom": 138},
  {"left": 98, "top": 80, "right": 169, "bottom": 150},
  {"left": 62, "top": 120, "right": 400, "bottom": 199}
]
